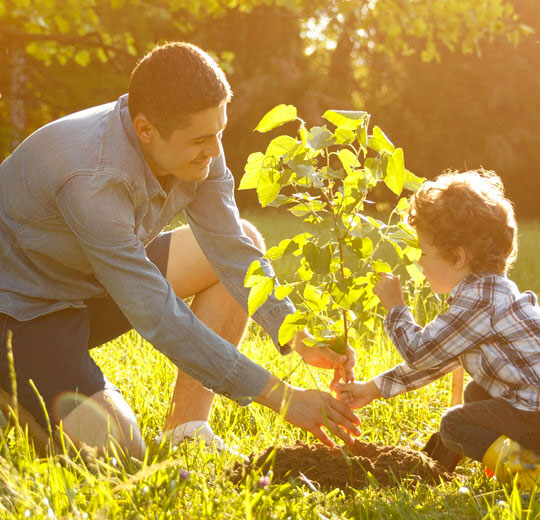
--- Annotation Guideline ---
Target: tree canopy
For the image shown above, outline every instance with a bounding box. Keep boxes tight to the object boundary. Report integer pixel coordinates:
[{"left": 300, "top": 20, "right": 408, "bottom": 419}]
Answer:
[{"left": 1, "top": 0, "right": 538, "bottom": 214}]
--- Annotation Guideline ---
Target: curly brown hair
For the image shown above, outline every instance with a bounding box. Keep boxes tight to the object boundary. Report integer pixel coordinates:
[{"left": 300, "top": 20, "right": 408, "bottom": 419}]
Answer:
[{"left": 406, "top": 169, "right": 517, "bottom": 274}]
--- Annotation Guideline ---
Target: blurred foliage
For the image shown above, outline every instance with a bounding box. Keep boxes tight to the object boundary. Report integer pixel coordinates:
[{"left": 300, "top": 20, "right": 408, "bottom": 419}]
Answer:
[{"left": 0, "top": 0, "right": 538, "bottom": 215}]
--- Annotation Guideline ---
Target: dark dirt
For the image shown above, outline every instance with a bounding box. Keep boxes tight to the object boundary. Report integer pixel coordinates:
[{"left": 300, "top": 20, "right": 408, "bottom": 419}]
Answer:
[{"left": 230, "top": 440, "right": 454, "bottom": 490}]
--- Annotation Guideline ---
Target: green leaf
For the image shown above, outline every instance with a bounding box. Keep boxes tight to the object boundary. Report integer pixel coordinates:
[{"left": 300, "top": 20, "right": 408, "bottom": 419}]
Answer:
[
  {"left": 74, "top": 50, "right": 91, "bottom": 67},
  {"left": 265, "top": 238, "right": 298, "bottom": 260},
  {"left": 288, "top": 199, "right": 325, "bottom": 217},
  {"left": 255, "top": 104, "right": 297, "bottom": 133},
  {"left": 244, "top": 260, "right": 267, "bottom": 287},
  {"left": 275, "top": 284, "right": 294, "bottom": 300},
  {"left": 248, "top": 278, "right": 274, "bottom": 316},
  {"left": 54, "top": 15, "right": 70, "bottom": 34},
  {"left": 369, "top": 126, "right": 395, "bottom": 153},
  {"left": 239, "top": 152, "right": 265, "bottom": 190},
  {"left": 278, "top": 311, "right": 307, "bottom": 345},
  {"left": 307, "top": 126, "right": 335, "bottom": 150},
  {"left": 256, "top": 169, "right": 281, "bottom": 207},
  {"left": 372, "top": 259, "right": 392, "bottom": 273},
  {"left": 334, "top": 128, "right": 355, "bottom": 145},
  {"left": 403, "top": 169, "right": 425, "bottom": 192},
  {"left": 396, "top": 197, "right": 409, "bottom": 214},
  {"left": 265, "top": 135, "right": 299, "bottom": 160},
  {"left": 397, "top": 222, "right": 418, "bottom": 247},
  {"left": 303, "top": 242, "right": 331, "bottom": 275},
  {"left": 351, "top": 237, "right": 374, "bottom": 258},
  {"left": 384, "top": 147, "right": 405, "bottom": 196},
  {"left": 337, "top": 149, "right": 360, "bottom": 175},
  {"left": 303, "top": 284, "right": 330, "bottom": 312},
  {"left": 323, "top": 110, "right": 368, "bottom": 130},
  {"left": 406, "top": 263, "right": 425, "bottom": 285}
]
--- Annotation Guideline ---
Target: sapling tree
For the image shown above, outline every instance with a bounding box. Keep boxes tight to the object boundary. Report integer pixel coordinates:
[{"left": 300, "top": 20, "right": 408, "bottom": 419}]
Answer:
[{"left": 240, "top": 104, "right": 425, "bottom": 358}]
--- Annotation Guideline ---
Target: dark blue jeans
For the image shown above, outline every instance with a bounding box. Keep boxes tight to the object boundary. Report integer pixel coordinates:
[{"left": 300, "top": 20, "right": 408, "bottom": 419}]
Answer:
[
  {"left": 440, "top": 380, "right": 540, "bottom": 462},
  {"left": 0, "top": 232, "right": 171, "bottom": 429}
]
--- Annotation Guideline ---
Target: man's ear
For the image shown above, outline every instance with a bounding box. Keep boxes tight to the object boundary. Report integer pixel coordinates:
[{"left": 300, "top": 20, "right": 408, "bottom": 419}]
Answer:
[
  {"left": 452, "top": 246, "right": 469, "bottom": 270},
  {"left": 133, "top": 115, "right": 154, "bottom": 144}
]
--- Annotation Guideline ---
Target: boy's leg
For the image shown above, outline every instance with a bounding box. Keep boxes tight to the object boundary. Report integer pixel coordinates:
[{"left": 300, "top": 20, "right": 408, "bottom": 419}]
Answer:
[
  {"left": 440, "top": 386, "right": 540, "bottom": 462},
  {"left": 161, "top": 219, "right": 266, "bottom": 433}
]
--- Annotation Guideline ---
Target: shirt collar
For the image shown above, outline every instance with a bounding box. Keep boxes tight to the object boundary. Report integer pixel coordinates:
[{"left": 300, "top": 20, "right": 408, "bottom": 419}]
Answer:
[
  {"left": 118, "top": 94, "right": 166, "bottom": 200},
  {"left": 448, "top": 272, "right": 480, "bottom": 304}
]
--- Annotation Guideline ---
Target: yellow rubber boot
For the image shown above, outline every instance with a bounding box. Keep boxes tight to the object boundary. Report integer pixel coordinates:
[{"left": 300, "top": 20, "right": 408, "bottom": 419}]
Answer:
[{"left": 482, "top": 435, "right": 540, "bottom": 492}]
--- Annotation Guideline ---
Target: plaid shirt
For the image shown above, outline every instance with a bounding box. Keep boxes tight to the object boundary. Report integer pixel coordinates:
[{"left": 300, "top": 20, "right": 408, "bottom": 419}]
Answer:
[{"left": 373, "top": 273, "right": 540, "bottom": 412}]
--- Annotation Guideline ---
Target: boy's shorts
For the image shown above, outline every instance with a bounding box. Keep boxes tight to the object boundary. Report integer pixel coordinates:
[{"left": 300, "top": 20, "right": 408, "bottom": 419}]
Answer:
[{"left": 0, "top": 232, "right": 172, "bottom": 429}]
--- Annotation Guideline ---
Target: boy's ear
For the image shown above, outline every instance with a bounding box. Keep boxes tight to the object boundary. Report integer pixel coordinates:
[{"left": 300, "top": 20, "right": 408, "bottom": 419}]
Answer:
[{"left": 452, "top": 246, "right": 469, "bottom": 270}]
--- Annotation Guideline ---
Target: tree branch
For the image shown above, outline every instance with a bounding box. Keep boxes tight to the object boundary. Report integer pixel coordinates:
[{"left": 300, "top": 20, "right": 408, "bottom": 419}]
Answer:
[{"left": 0, "top": 23, "right": 130, "bottom": 56}]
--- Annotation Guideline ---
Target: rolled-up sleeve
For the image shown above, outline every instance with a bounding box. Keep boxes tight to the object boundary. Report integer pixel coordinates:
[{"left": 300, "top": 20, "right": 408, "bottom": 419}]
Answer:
[
  {"left": 56, "top": 172, "right": 271, "bottom": 405},
  {"left": 185, "top": 152, "right": 295, "bottom": 353}
]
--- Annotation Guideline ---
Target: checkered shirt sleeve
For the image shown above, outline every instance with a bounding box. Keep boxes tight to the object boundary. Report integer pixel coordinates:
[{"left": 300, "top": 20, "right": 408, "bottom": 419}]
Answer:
[{"left": 373, "top": 275, "right": 540, "bottom": 409}]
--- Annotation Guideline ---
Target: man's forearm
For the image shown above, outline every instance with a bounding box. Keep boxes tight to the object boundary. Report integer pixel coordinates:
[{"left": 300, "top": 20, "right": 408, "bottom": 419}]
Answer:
[{"left": 254, "top": 374, "right": 294, "bottom": 414}]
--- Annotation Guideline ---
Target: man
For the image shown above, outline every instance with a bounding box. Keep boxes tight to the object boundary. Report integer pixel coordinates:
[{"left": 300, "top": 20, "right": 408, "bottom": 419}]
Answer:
[{"left": 0, "top": 42, "right": 358, "bottom": 457}]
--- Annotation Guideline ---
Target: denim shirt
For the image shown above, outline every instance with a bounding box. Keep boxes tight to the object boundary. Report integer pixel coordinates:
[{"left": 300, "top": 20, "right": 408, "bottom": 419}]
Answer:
[{"left": 0, "top": 94, "right": 295, "bottom": 405}]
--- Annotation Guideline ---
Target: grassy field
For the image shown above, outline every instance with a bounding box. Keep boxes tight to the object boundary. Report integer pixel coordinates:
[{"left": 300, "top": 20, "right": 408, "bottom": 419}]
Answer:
[{"left": 1, "top": 213, "right": 540, "bottom": 519}]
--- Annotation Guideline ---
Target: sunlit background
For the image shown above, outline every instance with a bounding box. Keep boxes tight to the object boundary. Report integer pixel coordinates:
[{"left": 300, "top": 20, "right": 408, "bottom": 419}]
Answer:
[{"left": 1, "top": 0, "right": 538, "bottom": 216}]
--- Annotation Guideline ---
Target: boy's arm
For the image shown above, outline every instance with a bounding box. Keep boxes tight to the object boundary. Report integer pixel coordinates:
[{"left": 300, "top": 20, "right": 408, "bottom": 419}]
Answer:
[
  {"left": 383, "top": 288, "right": 492, "bottom": 371},
  {"left": 335, "top": 359, "right": 460, "bottom": 408},
  {"left": 372, "top": 358, "right": 462, "bottom": 399}
]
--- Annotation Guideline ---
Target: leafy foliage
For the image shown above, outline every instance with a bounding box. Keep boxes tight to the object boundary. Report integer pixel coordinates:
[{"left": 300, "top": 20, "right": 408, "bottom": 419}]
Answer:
[{"left": 241, "top": 106, "right": 425, "bottom": 349}]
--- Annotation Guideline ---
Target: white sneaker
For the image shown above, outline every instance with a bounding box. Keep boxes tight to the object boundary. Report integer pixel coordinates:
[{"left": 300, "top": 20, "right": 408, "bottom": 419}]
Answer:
[{"left": 158, "top": 421, "right": 224, "bottom": 451}]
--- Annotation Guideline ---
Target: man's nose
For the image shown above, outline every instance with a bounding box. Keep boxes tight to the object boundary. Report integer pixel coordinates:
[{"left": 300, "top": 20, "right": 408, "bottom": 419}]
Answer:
[{"left": 204, "top": 135, "right": 221, "bottom": 158}]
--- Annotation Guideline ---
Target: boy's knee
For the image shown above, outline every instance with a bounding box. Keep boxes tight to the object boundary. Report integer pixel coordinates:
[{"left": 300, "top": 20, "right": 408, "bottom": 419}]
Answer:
[
  {"left": 463, "top": 380, "right": 491, "bottom": 404},
  {"left": 439, "top": 407, "right": 466, "bottom": 454},
  {"left": 240, "top": 219, "right": 266, "bottom": 253}
]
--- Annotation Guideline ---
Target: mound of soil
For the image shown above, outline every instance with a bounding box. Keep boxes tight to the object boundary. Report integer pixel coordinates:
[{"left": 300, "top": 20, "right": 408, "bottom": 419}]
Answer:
[{"left": 230, "top": 440, "right": 454, "bottom": 490}]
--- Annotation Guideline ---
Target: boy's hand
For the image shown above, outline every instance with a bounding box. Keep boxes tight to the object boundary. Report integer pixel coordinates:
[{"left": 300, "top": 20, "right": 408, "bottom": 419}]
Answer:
[
  {"left": 333, "top": 379, "right": 382, "bottom": 409},
  {"left": 291, "top": 330, "right": 355, "bottom": 384},
  {"left": 373, "top": 272, "right": 405, "bottom": 311}
]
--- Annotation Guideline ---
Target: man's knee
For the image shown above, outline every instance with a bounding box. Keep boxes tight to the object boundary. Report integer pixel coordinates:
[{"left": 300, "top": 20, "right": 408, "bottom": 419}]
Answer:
[
  {"left": 60, "top": 389, "right": 146, "bottom": 459},
  {"left": 240, "top": 219, "right": 266, "bottom": 253}
]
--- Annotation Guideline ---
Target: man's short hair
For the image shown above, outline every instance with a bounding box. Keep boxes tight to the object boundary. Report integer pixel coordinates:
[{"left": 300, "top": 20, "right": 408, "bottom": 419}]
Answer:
[
  {"left": 406, "top": 169, "right": 517, "bottom": 275},
  {"left": 128, "top": 41, "right": 232, "bottom": 139}
]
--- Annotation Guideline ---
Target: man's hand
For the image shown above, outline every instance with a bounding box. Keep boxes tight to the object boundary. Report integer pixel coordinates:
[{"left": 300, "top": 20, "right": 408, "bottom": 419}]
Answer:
[
  {"left": 256, "top": 375, "right": 361, "bottom": 447},
  {"left": 333, "top": 379, "right": 382, "bottom": 409},
  {"left": 290, "top": 329, "right": 355, "bottom": 385},
  {"left": 373, "top": 272, "right": 405, "bottom": 311}
]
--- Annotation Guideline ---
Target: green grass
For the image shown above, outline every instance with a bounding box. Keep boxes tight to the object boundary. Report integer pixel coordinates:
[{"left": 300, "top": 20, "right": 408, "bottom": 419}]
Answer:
[{"left": 1, "top": 213, "right": 540, "bottom": 519}]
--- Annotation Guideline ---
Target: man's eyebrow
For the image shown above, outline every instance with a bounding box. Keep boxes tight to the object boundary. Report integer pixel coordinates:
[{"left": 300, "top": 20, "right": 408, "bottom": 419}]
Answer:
[{"left": 190, "top": 121, "right": 228, "bottom": 140}]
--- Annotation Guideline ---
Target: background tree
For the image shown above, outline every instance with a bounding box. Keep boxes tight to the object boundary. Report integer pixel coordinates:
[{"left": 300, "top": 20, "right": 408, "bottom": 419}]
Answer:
[{"left": 1, "top": 0, "right": 537, "bottom": 216}]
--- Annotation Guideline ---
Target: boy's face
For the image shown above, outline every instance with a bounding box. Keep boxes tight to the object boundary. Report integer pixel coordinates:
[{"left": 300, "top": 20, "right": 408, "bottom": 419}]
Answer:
[
  {"left": 136, "top": 103, "right": 228, "bottom": 183},
  {"left": 417, "top": 231, "right": 471, "bottom": 294}
]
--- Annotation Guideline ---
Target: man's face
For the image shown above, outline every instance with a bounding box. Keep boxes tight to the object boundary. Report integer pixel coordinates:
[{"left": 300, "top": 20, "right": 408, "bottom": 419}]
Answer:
[{"left": 139, "top": 103, "right": 227, "bottom": 183}]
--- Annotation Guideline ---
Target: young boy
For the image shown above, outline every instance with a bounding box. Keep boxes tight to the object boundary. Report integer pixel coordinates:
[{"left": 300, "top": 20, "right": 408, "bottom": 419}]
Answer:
[{"left": 335, "top": 170, "right": 540, "bottom": 487}]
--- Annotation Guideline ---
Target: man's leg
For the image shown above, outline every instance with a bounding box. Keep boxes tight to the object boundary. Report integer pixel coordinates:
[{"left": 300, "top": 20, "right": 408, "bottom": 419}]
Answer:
[
  {"left": 0, "top": 310, "right": 145, "bottom": 458},
  {"left": 161, "top": 219, "right": 265, "bottom": 433},
  {"left": 60, "top": 388, "right": 145, "bottom": 458}
]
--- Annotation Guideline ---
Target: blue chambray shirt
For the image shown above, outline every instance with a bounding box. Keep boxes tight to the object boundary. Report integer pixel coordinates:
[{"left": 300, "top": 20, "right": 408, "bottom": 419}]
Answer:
[{"left": 0, "top": 94, "right": 295, "bottom": 405}]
